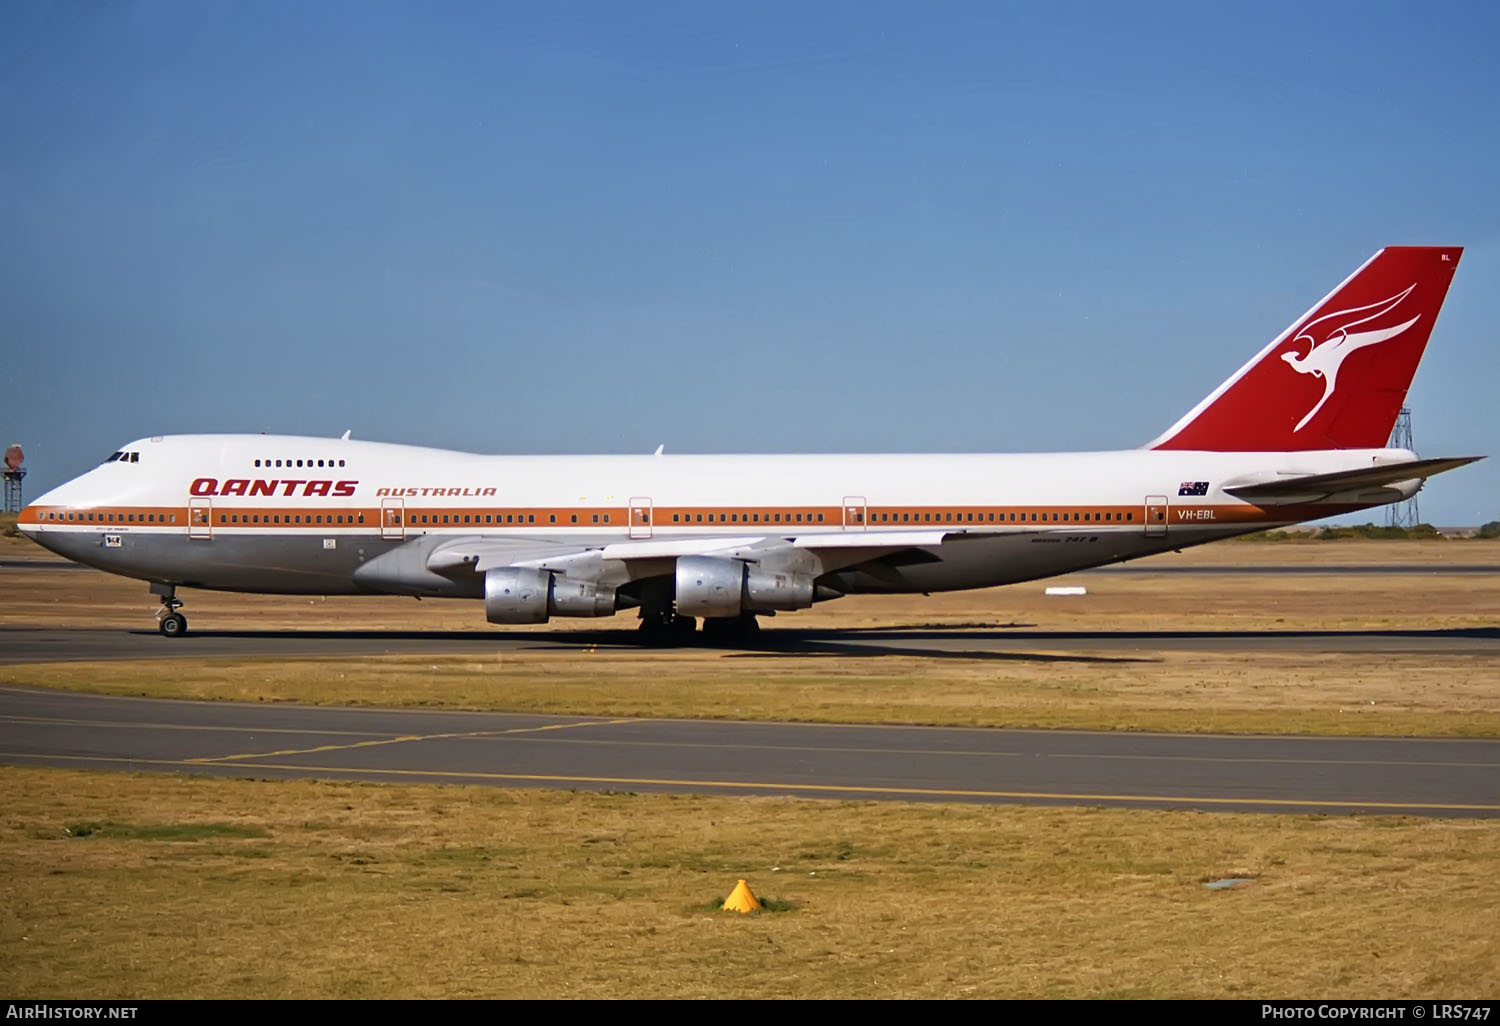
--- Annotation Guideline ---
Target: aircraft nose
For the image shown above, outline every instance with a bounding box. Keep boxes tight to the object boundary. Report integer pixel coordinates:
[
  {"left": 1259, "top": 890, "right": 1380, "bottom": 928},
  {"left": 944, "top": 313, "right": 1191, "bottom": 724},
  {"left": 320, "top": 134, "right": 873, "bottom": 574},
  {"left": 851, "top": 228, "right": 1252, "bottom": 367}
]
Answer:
[{"left": 14, "top": 503, "right": 41, "bottom": 539}]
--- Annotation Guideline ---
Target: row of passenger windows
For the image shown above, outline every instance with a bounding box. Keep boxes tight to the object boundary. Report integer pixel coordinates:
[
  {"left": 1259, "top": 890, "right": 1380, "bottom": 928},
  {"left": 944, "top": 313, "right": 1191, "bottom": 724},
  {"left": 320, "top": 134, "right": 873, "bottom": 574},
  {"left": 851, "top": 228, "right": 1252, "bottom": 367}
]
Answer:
[
  {"left": 253, "top": 458, "right": 346, "bottom": 468},
  {"left": 43, "top": 508, "right": 1138, "bottom": 526},
  {"left": 389, "top": 512, "right": 607, "bottom": 525},
  {"left": 46, "top": 511, "right": 173, "bottom": 523},
  {"left": 670, "top": 512, "right": 826, "bottom": 524},
  {"left": 220, "top": 513, "right": 364, "bottom": 525},
  {"left": 662, "top": 510, "right": 1131, "bottom": 524},
  {"left": 856, "top": 510, "right": 1132, "bottom": 524}
]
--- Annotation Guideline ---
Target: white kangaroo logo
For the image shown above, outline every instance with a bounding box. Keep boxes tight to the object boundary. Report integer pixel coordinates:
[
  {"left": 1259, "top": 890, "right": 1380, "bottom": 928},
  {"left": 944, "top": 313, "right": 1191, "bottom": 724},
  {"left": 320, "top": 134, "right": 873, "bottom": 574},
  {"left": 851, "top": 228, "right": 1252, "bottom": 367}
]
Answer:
[{"left": 1280, "top": 284, "right": 1420, "bottom": 432}]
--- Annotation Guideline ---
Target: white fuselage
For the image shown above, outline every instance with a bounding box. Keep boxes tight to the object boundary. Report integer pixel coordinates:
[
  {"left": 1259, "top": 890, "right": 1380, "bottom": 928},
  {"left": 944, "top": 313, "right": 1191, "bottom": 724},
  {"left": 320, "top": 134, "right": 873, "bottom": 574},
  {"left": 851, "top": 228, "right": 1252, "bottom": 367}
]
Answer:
[{"left": 20, "top": 434, "right": 1418, "bottom": 603}]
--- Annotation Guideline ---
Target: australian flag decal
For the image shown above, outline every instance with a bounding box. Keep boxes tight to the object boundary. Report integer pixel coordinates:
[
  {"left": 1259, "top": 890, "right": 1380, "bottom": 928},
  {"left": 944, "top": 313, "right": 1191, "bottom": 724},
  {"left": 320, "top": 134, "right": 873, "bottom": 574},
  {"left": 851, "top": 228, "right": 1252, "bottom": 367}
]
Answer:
[{"left": 1178, "top": 481, "right": 1209, "bottom": 497}]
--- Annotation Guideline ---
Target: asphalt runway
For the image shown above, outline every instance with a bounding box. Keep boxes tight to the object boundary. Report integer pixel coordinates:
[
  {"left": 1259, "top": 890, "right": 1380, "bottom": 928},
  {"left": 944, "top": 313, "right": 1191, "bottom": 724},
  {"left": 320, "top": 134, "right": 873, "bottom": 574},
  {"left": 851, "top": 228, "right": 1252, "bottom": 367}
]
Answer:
[
  {"left": 2, "top": 685, "right": 1496, "bottom": 817},
  {"left": 3, "top": 623, "right": 1498, "bottom": 664}
]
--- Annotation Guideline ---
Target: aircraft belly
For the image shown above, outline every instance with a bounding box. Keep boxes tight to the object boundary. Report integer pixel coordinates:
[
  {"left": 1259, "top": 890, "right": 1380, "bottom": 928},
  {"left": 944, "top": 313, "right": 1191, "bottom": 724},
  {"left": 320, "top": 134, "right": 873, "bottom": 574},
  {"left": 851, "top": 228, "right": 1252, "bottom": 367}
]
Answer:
[
  {"left": 829, "top": 527, "right": 1250, "bottom": 593},
  {"left": 35, "top": 531, "right": 387, "bottom": 595}
]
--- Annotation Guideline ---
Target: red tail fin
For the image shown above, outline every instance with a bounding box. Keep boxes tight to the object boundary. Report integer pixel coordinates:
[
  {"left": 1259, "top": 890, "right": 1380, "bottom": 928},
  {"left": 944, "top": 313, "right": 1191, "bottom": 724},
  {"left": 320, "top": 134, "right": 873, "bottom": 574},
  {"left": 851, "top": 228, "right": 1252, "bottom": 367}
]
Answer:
[{"left": 1149, "top": 246, "right": 1462, "bottom": 451}]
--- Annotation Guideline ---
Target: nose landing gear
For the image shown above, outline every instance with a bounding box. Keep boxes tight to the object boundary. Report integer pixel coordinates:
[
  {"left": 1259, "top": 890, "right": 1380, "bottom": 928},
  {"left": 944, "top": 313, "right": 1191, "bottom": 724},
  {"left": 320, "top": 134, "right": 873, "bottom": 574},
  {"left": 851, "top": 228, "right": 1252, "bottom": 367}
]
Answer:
[{"left": 150, "top": 582, "right": 187, "bottom": 637}]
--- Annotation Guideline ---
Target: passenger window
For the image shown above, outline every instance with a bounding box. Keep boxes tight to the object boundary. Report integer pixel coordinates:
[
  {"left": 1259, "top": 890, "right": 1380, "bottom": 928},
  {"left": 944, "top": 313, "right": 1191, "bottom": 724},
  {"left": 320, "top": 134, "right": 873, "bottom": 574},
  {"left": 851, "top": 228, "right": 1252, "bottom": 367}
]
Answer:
[{"left": 570, "top": 514, "right": 578, "bottom": 523}]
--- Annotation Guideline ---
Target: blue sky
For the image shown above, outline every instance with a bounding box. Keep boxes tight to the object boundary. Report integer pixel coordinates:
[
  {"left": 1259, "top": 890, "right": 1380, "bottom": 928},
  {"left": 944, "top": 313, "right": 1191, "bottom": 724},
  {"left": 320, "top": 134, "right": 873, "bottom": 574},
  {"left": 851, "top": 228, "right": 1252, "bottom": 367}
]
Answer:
[{"left": 3, "top": 0, "right": 1496, "bottom": 524}]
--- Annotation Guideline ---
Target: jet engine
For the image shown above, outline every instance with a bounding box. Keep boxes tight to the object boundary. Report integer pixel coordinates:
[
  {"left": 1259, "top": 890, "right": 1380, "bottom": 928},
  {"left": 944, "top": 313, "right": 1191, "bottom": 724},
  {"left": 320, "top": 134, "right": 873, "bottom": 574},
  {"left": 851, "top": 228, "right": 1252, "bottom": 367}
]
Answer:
[
  {"left": 484, "top": 567, "right": 616, "bottom": 624},
  {"left": 674, "top": 555, "right": 815, "bottom": 617}
]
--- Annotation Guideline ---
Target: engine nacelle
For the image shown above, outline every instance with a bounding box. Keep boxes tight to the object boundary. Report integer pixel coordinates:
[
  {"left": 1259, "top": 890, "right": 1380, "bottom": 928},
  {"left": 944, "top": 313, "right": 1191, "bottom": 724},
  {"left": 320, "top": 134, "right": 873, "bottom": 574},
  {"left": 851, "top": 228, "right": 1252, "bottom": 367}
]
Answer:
[
  {"left": 744, "top": 566, "right": 815, "bottom": 611},
  {"left": 485, "top": 567, "right": 551, "bottom": 624},
  {"left": 485, "top": 567, "right": 616, "bottom": 624},
  {"left": 549, "top": 576, "right": 616, "bottom": 617},
  {"left": 675, "top": 556, "right": 815, "bottom": 617},
  {"left": 674, "top": 556, "right": 745, "bottom": 618}
]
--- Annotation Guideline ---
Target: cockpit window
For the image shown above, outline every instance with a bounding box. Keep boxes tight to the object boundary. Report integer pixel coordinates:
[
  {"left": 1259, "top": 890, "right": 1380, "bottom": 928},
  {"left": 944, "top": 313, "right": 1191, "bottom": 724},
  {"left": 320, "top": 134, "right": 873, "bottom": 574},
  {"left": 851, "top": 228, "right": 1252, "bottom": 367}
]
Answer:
[
  {"left": 105, "top": 452, "right": 123, "bottom": 463},
  {"left": 103, "top": 451, "right": 140, "bottom": 464}
]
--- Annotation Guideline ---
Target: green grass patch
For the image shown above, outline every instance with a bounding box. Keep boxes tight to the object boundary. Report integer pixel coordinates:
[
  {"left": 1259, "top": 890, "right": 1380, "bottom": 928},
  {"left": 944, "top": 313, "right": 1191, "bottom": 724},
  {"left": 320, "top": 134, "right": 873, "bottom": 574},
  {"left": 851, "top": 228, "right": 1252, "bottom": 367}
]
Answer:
[{"left": 62, "top": 820, "right": 270, "bottom": 841}]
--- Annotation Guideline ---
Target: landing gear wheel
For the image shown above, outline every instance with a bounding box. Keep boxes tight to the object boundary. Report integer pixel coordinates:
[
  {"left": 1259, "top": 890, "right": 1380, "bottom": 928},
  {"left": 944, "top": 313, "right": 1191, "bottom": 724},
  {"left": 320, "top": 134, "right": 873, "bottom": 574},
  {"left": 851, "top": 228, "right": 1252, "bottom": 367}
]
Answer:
[
  {"left": 151, "top": 583, "right": 187, "bottom": 637},
  {"left": 702, "top": 614, "right": 760, "bottom": 646},
  {"left": 637, "top": 612, "right": 696, "bottom": 647}
]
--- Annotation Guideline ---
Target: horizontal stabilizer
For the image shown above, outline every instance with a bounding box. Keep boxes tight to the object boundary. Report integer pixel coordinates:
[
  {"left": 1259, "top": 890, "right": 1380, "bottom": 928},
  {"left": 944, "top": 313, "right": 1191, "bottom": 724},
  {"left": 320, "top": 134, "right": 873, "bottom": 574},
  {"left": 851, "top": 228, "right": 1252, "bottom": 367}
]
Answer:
[{"left": 1223, "top": 456, "right": 1482, "bottom": 501}]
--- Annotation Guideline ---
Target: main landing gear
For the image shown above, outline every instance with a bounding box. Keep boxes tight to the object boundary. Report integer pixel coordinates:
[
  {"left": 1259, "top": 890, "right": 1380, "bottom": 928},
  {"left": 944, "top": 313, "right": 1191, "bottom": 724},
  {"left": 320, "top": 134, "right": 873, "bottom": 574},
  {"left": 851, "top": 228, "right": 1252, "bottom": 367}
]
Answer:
[
  {"left": 637, "top": 611, "right": 697, "bottom": 646},
  {"left": 150, "top": 582, "right": 187, "bottom": 637},
  {"left": 636, "top": 610, "right": 762, "bottom": 647},
  {"left": 700, "top": 615, "right": 760, "bottom": 646}
]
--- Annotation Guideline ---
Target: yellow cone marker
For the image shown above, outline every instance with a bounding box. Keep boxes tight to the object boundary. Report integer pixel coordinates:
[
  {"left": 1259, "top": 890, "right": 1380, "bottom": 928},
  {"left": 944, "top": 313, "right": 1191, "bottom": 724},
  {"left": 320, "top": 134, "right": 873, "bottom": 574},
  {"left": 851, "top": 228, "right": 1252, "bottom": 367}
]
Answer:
[{"left": 721, "top": 878, "right": 763, "bottom": 914}]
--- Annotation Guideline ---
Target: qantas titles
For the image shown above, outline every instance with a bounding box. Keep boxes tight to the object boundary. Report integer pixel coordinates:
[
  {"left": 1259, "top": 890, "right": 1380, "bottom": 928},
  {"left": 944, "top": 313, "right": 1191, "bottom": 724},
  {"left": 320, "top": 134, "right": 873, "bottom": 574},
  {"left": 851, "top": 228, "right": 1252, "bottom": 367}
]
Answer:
[
  {"left": 190, "top": 478, "right": 357, "bottom": 498},
  {"left": 185, "top": 479, "right": 499, "bottom": 499}
]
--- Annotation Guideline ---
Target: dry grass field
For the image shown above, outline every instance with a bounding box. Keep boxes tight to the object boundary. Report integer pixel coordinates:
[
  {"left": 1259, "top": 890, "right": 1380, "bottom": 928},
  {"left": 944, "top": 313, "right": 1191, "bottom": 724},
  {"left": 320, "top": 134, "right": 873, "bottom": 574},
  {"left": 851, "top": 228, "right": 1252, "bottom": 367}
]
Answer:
[
  {"left": 2, "top": 535, "right": 1498, "bottom": 997},
  {"left": 3, "top": 766, "right": 1497, "bottom": 999}
]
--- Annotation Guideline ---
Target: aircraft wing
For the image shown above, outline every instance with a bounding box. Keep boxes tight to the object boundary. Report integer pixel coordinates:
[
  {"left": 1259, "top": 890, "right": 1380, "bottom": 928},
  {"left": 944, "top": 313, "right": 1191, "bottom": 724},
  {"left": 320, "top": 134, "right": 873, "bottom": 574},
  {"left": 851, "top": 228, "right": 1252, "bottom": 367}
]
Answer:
[
  {"left": 425, "top": 527, "right": 1010, "bottom": 580},
  {"left": 1223, "top": 456, "right": 1482, "bottom": 502}
]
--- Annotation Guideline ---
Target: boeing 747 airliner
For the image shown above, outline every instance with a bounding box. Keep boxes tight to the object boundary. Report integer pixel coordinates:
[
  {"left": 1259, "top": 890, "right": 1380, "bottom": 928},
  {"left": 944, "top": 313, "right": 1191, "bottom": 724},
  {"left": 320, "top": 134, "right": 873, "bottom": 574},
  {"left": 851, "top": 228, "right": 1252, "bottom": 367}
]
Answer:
[{"left": 19, "top": 246, "right": 1479, "bottom": 642}]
